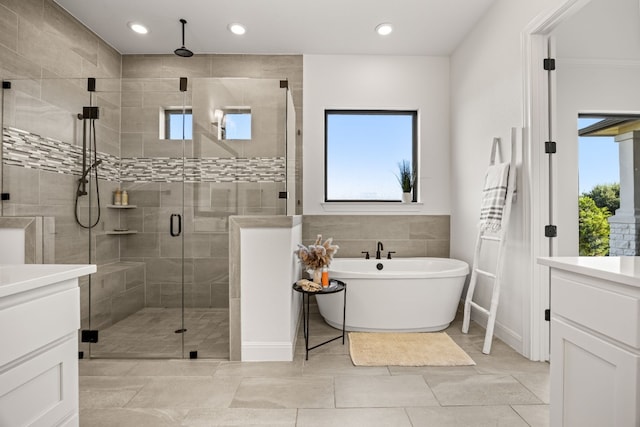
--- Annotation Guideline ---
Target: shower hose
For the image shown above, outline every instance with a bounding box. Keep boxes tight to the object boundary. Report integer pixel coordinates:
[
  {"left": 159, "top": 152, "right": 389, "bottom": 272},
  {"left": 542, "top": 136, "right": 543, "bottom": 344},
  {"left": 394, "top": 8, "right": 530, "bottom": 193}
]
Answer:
[{"left": 74, "top": 119, "right": 101, "bottom": 229}]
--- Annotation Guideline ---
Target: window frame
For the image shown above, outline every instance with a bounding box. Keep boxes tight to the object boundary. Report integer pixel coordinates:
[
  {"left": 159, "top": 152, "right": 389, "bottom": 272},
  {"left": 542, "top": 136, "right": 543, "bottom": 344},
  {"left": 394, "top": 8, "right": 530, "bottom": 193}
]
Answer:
[
  {"left": 324, "top": 109, "right": 418, "bottom": 202},
  {"left": 164, "top": 108, "right": 193, "bottom": 140}
]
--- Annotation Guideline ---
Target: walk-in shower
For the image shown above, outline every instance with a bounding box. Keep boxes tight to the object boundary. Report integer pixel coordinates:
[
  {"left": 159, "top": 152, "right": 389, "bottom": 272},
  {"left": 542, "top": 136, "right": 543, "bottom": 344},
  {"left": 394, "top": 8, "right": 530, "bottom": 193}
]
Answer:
[{"left": 1, "top": 74, "right": 295, "bottom": 359}]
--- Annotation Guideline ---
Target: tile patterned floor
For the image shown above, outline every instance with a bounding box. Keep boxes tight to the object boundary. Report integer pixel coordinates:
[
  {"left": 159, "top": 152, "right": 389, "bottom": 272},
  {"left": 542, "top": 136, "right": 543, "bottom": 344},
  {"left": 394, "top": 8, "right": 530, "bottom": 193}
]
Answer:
[
  {"left": 89, "top": 308, "right": 229, "bottom": 359},
  {"left": 79, "top": 309, "right": 549, "bottom": 426}
]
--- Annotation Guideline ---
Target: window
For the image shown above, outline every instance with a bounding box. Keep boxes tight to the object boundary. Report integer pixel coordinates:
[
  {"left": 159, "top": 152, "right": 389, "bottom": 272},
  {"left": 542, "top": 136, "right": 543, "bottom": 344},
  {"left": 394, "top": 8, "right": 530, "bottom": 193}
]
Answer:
[
  {"left": 325, "top": 110, "right": 417, "bottom": 201},
  {"left": 164, "top": 109, "right": 193, "bottom": 140},
  {"left": 214, "top": 107, "right": 252, "bottom": 140}
]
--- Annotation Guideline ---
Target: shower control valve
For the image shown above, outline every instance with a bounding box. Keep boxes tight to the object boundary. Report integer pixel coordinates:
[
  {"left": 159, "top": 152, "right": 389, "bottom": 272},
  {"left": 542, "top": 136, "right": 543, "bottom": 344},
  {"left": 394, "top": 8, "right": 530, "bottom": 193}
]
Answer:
[{"left": 82, "top": 106, "right": 99, "bottom": 120}]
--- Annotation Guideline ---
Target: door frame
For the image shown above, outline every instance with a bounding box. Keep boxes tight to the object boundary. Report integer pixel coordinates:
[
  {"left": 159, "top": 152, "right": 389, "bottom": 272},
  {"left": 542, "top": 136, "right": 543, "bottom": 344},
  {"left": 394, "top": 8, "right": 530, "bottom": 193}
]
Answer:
[{"left": 522, "top": 0, "right": 592, "bottom": 361}]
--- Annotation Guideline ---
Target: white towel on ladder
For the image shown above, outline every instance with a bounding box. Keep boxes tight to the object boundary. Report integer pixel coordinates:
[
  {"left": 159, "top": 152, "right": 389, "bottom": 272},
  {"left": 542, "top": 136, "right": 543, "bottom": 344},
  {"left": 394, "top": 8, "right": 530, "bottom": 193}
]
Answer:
[{"left": 479, "top": 162, "right": 510, "bottom": 232}]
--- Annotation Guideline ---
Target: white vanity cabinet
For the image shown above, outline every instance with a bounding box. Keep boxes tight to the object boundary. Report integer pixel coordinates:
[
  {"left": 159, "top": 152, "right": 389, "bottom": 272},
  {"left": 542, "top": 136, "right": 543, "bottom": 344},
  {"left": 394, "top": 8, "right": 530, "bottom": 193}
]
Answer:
[
  {"left": 0, "top": 264, "right": 95, "bottom": 427},
  {"left": 538, "top": 257, "right": 640, "bottom": 427}
]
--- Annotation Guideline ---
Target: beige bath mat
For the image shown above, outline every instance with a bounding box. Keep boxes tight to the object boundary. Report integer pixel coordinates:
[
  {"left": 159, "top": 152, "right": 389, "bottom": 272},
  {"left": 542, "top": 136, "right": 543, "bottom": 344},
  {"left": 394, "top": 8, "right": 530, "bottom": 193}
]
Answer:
[{"left": 349, "top": 332, "right": 475, "bottom": 367}]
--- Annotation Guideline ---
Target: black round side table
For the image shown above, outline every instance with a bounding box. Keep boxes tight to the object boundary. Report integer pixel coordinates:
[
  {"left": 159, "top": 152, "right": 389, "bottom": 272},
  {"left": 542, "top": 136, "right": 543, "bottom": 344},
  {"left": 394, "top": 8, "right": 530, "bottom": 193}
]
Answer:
[{"left": 292, "top": 279, "right": 347, "bottom": 360}]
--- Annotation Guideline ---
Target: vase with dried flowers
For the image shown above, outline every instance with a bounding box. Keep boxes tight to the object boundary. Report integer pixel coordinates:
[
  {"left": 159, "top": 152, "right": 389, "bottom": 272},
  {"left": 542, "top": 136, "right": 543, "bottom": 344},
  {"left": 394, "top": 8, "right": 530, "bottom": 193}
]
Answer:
[{"left": 295, "top": 234, "right": 339, "bottom": 285}]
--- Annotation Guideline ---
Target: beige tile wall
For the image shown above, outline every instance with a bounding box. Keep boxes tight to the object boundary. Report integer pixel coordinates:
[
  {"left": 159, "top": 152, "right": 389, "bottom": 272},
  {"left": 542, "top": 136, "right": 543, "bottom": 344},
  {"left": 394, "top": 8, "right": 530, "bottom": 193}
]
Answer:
[
  {"left": 1, "top": 1, "right": 301, "bottom": 302},
  {"left": 122, "top": 54, "right": 303, "bottom": 212},
  {"left": 0, "top": 0, "right": 127, "bottom": 354},
  {"left": 302, "top": 215, "right": 450, "bottom": 259},
  {"left": 0, "top": 0, "right": 122, "bottom": 264},
  {"left": 119, "top": 55, "right": 302, "bottom": 309},
  {"left": 79, "top": 261, "right": 146, "bottom": 329}
]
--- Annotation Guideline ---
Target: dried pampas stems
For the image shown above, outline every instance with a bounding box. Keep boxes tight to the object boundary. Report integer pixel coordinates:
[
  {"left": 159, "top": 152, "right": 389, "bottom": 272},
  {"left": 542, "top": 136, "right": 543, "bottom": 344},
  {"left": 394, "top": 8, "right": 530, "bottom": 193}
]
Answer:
[
  {"left": 295, "top": 234, "right": 339, "bottom": 270},
  {"left": 296, "top": 279, "right": 322, "bottom": 292}
]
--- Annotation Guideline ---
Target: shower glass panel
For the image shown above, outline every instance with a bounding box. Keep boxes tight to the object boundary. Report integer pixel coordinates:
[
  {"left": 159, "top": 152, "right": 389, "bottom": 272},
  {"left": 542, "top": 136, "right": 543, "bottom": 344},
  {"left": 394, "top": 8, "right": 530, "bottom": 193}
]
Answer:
[
  {"left": 0, "top": 76, "right": 145, "bottom": 357},
  {"left": 182, "top": 78, "right": 289, "bottom": 358},
  {"left": 0, "top": 76, "right": 110, "bottom": 275}
]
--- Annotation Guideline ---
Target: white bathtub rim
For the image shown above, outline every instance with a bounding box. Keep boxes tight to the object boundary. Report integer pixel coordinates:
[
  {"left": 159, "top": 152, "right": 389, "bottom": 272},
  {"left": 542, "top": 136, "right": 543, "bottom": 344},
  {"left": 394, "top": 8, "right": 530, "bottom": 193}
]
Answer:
[{"left": 328, "top": 257, "right": 469, "bottom": 280}]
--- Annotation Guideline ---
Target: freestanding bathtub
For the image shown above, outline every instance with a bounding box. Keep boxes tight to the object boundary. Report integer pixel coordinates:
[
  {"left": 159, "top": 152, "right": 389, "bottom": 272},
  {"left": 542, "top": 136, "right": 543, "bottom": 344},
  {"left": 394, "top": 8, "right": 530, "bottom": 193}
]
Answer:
[{"left": 317, "top": 257, "right": 469, "bottom": 332}]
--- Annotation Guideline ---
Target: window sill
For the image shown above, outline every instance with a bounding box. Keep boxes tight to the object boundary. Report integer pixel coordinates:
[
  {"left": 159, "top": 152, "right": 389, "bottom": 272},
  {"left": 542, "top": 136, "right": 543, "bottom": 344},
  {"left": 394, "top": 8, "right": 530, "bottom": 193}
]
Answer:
[{"left": 320, "top": 202, "right": 423, "bottom": 213}]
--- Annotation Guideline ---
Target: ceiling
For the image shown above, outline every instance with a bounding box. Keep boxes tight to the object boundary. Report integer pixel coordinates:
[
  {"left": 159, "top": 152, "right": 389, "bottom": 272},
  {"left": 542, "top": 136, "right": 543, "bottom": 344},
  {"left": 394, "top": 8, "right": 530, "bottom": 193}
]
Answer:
[{"left": 53, "top": 0, "right": 496, "bottom": 56}]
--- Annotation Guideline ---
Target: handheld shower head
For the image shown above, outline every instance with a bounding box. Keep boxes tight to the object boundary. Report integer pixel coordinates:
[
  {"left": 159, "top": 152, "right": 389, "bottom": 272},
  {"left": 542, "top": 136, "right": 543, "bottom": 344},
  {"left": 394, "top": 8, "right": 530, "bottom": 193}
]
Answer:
[
  {"left": 174, "top": 19, "right": 193, "bottom": 57},
  {"left": 80, "top": 159, "right": 103, "bottom": 181}
]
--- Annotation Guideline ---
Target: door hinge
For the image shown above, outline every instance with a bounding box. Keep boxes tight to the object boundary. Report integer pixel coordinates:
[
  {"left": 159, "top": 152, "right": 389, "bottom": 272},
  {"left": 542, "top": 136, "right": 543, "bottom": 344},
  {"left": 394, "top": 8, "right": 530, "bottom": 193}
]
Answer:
[
  {"left": 81, "top": 330, "right": 99, "bottom": 343},
  {"left": 280, "top": 80, "right": 288, "bottom": 89},
  {"left": 545, "top": 309, "right": 550, "bottom": 321},
  {"left": 545, "top": 225, "right": 557, "bottom": 238},
  {"left": 1, "top": 193, "right": 9, "bottom": 201},
  {"left": 2, "top": 81, "right": 11, "bottom": 89},
  {"left": 543, "top": 58, "right": 556, "bottom": 71},
  {"left": 545, "top": 141, "right": 556, "bottom": 154}
]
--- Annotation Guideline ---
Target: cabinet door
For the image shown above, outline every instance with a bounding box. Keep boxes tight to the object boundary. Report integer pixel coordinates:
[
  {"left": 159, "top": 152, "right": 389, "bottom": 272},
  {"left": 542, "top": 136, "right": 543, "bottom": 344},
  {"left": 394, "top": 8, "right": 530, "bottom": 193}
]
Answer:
[
  {"left": 551, "top": 318, "right": 640, "bottom": 426},
  {"left": 0, "top": 337, "right": 78, "bottom": 427}
]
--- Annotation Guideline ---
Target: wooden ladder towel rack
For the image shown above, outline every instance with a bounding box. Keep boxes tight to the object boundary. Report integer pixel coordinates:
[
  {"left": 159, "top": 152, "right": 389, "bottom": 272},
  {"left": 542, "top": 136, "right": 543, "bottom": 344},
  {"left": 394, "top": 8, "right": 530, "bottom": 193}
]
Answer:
[{"left": 461, "top": 128, "right": 518, "bottom": 354}]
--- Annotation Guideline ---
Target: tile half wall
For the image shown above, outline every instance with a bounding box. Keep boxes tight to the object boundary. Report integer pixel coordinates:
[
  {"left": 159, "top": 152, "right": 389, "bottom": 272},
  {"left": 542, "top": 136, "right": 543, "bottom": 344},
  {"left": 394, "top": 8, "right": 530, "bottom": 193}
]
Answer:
[{"left": 302, "top": 215, "right": 450, "bottom": 259}]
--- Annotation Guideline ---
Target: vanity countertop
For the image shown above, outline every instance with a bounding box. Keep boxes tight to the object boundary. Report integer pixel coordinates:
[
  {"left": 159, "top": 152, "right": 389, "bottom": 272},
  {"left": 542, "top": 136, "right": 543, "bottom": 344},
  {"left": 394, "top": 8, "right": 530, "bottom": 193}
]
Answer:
[
  {"left": 0, "top": 264, "right": 96, "bottom": 298},
  {"left": 538, "top": 256, "right": 640, "bottom": 288}
]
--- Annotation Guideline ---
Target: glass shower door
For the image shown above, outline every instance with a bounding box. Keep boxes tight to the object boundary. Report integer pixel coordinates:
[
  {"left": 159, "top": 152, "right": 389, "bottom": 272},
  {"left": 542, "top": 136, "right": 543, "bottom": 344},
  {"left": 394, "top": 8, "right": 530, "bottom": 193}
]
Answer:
[{"left": 86, "top": 77, "right": 187, "bottom": 358}]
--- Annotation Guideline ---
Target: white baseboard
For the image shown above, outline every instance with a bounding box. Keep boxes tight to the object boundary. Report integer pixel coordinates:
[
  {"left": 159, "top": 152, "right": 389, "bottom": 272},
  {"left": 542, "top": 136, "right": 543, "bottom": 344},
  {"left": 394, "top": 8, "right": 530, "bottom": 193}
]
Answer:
[
  {"left": 241, "top": 342, "right": 295, "bottom": 362},
  {"left": 470, "top": 311, "right": 525, "bottom": 356}
]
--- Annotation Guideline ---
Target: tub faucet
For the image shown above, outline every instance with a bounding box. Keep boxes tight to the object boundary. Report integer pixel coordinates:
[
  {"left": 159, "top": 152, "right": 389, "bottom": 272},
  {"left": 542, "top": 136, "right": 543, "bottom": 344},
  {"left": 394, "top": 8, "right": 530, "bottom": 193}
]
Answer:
[{"left": 376, "top": 241, "right": 384, "bottom": 259}]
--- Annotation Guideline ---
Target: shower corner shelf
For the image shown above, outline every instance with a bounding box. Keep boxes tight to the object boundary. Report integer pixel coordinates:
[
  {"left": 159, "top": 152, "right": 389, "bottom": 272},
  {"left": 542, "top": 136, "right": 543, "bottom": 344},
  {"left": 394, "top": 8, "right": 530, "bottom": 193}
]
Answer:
[
  {"left": 105, "top": 230, "right": 138, "bottom": 235},
  {"left": 107, "top": 204, "right": 137, "bottom": 209}
]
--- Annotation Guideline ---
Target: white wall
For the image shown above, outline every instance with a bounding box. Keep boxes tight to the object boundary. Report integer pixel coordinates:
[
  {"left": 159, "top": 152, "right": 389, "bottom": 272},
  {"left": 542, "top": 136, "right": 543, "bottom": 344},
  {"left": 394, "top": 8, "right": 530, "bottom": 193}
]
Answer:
[
  {"left": 554, "top": 0, "right": 640, "bottom": 257},
  {"left": 240, "top": 224, "right": 302, "bottom": 361},
  {"left": 303, "top": 55, "right": 450, "bottom": 215},
  {"left": 0, "top": 229, "right": 25, "bottom": 263},
  {"left": 450, "top": 0, "right": 568, "bottom": 357}
]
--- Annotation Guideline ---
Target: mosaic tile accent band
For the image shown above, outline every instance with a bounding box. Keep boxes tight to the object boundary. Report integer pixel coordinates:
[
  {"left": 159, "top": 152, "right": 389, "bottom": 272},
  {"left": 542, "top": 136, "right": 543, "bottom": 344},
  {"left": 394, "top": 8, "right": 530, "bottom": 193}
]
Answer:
[
  {"left": 3, "top": 127, "right": 120, "bottom": 181},
  {"left": 2, "top": 127, "right": 285, "bottom": 183},
  {"left": 120, "top": 157, "right": 285, "bottom": 183}
]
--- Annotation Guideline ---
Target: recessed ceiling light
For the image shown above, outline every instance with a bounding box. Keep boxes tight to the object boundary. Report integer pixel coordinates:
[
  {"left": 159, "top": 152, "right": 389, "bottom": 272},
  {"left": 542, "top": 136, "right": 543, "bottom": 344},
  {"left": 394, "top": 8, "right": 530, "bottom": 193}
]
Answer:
[
  {"left": 228, "top": 23, "right": 246, "bottom": 35},
  {"left": 127, "top": 22, "right": 148, "bottom": 34},
  {"left": 375, "top": 23, "right": 393, "bottom": 36}
]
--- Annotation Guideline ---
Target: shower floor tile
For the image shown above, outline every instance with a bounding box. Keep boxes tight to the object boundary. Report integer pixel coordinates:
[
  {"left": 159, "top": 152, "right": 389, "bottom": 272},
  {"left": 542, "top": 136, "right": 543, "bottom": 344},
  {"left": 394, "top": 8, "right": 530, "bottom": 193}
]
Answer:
[{"left": 89, "top": 307, "right": 229, "bottom": 359}]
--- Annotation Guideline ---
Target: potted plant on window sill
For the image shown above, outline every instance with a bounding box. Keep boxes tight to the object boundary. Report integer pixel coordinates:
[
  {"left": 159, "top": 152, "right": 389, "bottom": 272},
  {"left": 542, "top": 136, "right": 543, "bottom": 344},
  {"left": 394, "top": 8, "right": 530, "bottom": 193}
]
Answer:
[{"left": 396, "top": 160, "right": 415, "bottom": 203}]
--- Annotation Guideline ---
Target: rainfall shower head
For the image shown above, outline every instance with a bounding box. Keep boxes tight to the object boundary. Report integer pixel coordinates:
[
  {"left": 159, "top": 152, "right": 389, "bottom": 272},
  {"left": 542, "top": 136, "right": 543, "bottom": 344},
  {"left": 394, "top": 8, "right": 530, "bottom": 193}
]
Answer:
[
  {"left": 174, "top": 19, "right": 193, "bottom": 57},
  {"left": 175, "top": 47, "right": 193, "bottom": 58}
]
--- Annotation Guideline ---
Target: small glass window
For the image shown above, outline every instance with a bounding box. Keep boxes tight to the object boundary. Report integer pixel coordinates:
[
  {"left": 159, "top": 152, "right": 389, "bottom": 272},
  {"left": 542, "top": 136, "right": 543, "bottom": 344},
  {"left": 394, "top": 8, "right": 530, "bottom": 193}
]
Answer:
[
  {"left": 215, "top": 108, "right": 252, "bottom": 141},
  {"left": 325, "top": 110, "right": 417, "bottom": 202},
  {"left": 165, "top": 109, "right": 193, "bottom": 140},
  {"left": 224, "top": 113, "right": 251, "bottom": 140}
]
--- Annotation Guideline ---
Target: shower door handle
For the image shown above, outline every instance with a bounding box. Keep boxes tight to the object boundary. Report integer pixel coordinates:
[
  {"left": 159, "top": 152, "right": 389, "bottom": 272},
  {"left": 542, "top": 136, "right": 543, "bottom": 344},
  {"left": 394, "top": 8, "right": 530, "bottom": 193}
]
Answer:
[{"left": 170, "top": 214, "right": 182, "bottom": 237}]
